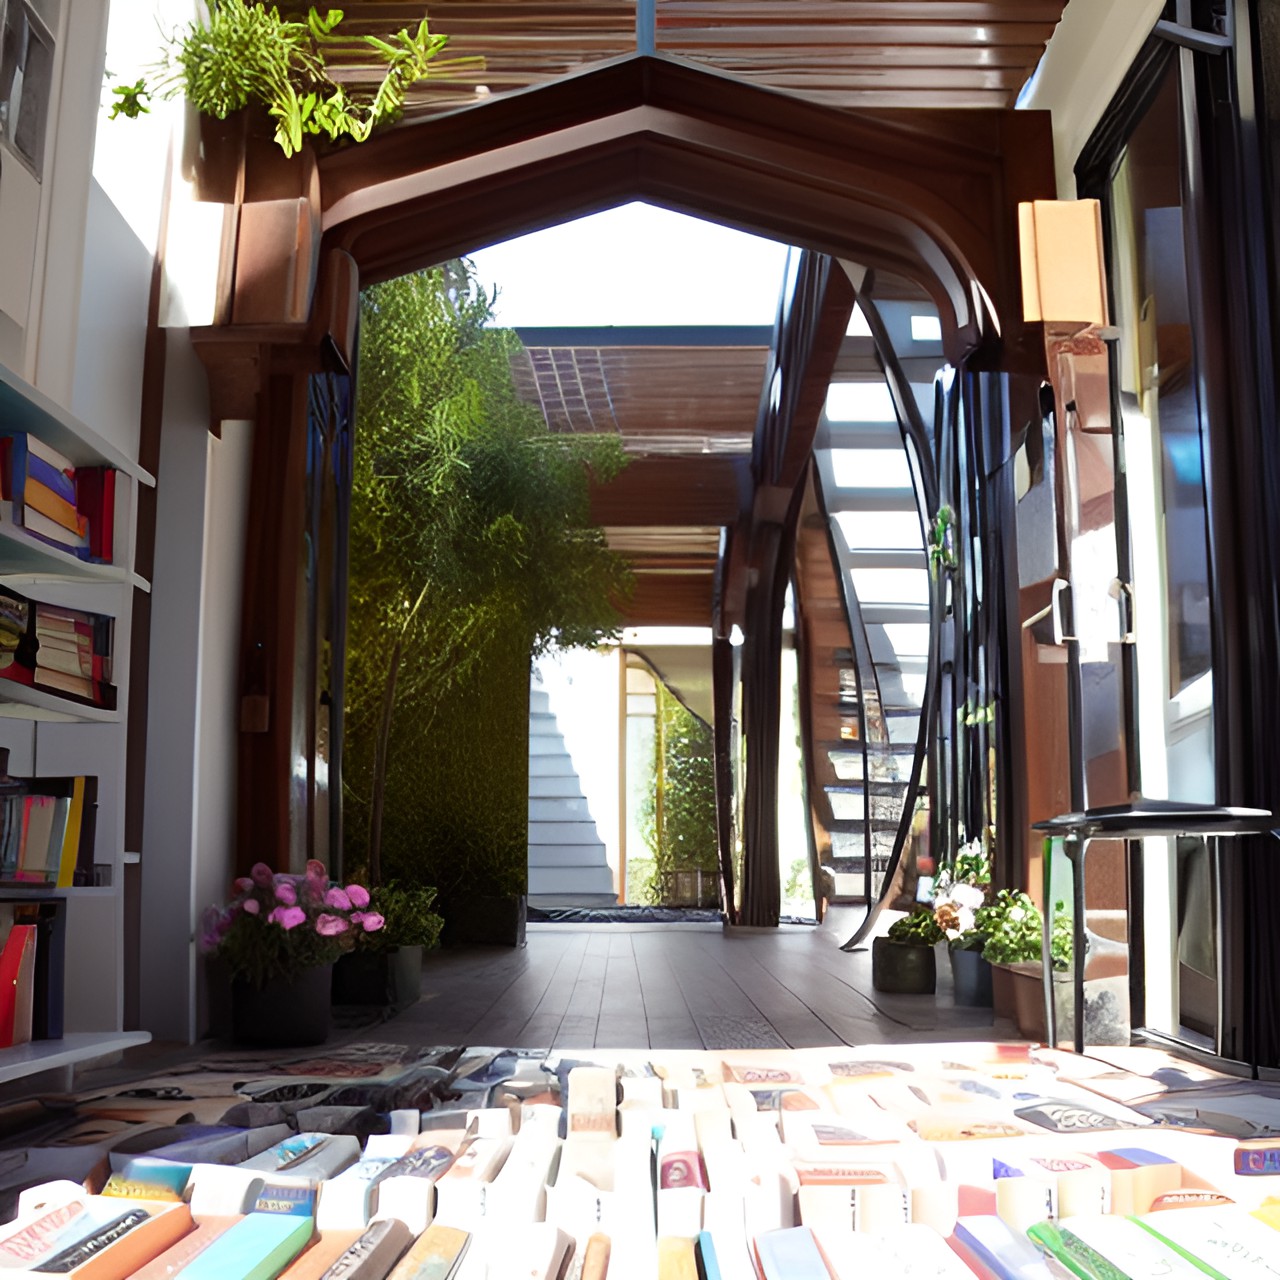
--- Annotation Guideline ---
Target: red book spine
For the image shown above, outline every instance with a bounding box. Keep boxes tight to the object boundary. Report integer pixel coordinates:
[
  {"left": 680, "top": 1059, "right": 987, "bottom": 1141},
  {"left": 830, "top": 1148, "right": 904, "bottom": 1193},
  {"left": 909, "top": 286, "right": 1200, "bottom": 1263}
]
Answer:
[
  {"left": 101, "top": 469, "right": 116, "bottom": 563},
  {"left": 0, "top": 925, "right": 36, "bottom": 1048}
]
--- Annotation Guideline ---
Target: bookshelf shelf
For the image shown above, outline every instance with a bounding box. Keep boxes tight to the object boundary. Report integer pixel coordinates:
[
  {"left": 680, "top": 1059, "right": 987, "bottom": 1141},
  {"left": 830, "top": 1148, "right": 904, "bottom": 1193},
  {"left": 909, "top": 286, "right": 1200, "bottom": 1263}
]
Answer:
[
  {"left": 0, "top": 683, "right": 118, "bottom": 723},
  {"left": 0, "top": 363, "right": 154, "bottom": 485},
  {"left": 0, "top": 526, "right": 133, "bottom": 583},
  {"left": 0, "top": 1031, "right": 150, "bottom": 1086}
]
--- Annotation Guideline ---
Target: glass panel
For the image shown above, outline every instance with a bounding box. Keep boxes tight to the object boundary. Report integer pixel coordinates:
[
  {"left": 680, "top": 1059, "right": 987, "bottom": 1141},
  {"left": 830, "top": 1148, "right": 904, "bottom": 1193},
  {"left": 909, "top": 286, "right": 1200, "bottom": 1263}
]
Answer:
[
  {"left": 850, "top": 568, "right": 929, "bottom": 606},
  {"left": 1108, "top": 57, "right": 1216, "bottom": 1042}
]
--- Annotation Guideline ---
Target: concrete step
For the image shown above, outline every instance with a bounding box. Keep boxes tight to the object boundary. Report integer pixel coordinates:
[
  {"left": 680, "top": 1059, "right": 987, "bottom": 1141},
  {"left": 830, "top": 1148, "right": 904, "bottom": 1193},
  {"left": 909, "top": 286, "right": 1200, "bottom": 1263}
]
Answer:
[
  {"left": 528, "top": 844, "right": 610, "bottom": 867},
  {"left": 530, "top": 687, "right": 551, "bottom": 714},
  {"left": 528, "top": 819, "right": 607, "bottom": 846},
  {"left": 529, "top": 735, "right": 572, "bottom": 756},
  {"left": 528, "top": 776, "right": 587, "bottom": 799},
  {"left": 529, "top": 753, "right": 575, "bottom": 776},
  {"left": 528, "top": 893, "right": 620, "bottom": 909},
  {"left": 529, "top": 712, "right": 561, "bottom": 736},
  {"left": 528, "top": 866, "right": 616, "bottom": 895},
  {"left": 528, "top": 796, "right": 592, "bottom": 820}
]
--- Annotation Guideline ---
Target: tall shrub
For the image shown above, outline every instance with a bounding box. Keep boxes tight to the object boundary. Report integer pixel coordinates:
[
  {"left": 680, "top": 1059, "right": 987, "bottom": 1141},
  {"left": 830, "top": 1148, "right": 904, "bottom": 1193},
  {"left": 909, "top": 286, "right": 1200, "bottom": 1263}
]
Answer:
[{"left": 344, "top": 264, "right": 630, "bottom": 905}]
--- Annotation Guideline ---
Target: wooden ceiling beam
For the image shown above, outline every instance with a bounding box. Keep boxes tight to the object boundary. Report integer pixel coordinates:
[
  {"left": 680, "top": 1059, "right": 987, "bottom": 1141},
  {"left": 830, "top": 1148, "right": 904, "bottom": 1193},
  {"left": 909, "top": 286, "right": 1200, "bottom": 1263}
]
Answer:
[{"left": 591, "top": 454, "right": 750, "bottom": 526}]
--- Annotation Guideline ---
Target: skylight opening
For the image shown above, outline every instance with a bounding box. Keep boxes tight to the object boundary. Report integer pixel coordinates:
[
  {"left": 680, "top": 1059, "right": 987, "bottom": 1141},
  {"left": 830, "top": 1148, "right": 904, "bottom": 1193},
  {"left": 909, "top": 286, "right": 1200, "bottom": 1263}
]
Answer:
[
  {"left": 846, "top": 306, "right": 872, "bottom": 337},
  {"left": 881, "top": 623, "right": 931, "bottom": 657}
]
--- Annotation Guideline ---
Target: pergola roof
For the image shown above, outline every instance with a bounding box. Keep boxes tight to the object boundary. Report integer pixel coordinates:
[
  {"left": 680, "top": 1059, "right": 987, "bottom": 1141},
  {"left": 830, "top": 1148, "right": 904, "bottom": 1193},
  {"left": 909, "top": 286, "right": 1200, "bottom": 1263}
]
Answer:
[{"left": 331, "top": 1, "right": 1069, "bottom": 114}]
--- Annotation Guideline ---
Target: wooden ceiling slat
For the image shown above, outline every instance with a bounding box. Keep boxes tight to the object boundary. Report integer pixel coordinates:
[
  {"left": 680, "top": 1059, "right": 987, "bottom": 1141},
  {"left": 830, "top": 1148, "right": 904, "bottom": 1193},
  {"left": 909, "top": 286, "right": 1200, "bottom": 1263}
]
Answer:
[{"left": 326, "top": 0, "right": 1068, "bottom": 113}]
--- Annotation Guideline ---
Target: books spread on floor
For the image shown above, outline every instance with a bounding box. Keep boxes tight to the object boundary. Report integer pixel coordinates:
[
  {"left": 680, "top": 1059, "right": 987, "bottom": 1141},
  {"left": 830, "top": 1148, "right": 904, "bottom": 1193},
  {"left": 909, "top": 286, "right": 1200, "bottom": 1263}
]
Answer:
[
  {"left": 4, "top": 1042, "right": 1280, "bottom": 1278},
  {"left": 0, "top": 585, "right": 115, "bottom": 710},
  {"left": 0, "top": 432, "right": 116, "bottom": 564}
]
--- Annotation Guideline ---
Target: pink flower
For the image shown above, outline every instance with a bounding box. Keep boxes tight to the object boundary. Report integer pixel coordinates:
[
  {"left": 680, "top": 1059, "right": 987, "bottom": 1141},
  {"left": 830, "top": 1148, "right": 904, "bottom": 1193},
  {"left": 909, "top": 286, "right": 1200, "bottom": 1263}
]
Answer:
[
  {"left": 306, "top": 859, "right": 328, "bottom": 882},
  {"left": 346, "top": 884, "right": 371, "bottom": 909},
  {"left": 275, "top": 882, "right": 298, "bottom": 905},
  {"left": 233, "top": 877, "right": 254, "bottom": 894},
  {"left": 315, "top": 913, "right": 350, "bottom": 936},
  {"left": 242, "top": 898, "right": 261, "bottom": 916},
  {"left": 269, "top": 905, "right": 307, "bottom": 930},
  {"left": 359, "top": 912, "right": 386, "bottom": 933},
  {"left": 250, "top": 862, "right": 274, "bottom": 888},
  {"left": 324, "top": 887, "right": 352, "bottom": 911}
]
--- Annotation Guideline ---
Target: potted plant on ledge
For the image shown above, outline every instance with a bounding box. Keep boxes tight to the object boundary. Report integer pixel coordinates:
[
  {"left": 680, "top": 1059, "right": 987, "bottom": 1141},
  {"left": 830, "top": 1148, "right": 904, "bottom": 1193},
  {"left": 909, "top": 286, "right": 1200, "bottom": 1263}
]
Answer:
[
  {"left": 872, "top": 907, "right": 943, "bottom": 994},
  {"left": 980, "top": 890, "right": 1078, "bottom": 1039},
  {"left": 202, "top": 860, "right": 384, "bottom": 1046},
  {"left": 332, "top": 881, "right": 443, "bottom": 1011}
]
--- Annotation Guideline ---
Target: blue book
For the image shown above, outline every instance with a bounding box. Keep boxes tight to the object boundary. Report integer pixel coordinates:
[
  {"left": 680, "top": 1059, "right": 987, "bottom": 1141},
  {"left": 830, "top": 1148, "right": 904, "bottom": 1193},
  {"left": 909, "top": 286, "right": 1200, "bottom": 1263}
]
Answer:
[
  {"left": 953, "top": 1216, "right": 1061, "bottom": 1279},
  {"left": 177, "top": 1208, "right": 314, "bottom": 1280},
  {"left": 695, "top": 1230, "right": 722, "bottom": 1280},
  {"left": 753, "top": 1227, "right": 831, "bottom": 1280},
  {"left": 26, "top": 453, "right": 75, "bottom": 505}
]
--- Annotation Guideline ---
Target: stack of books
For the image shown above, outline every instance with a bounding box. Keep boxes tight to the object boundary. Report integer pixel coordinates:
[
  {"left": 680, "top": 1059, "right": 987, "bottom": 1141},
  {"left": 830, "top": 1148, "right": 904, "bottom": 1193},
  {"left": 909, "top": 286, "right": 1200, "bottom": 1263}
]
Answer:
[
  {"left": 0, "top": 432, "right": 116, "bottom": 563},
  {"left": 0, "top": 586, "right": 115, "bottom": 709}
]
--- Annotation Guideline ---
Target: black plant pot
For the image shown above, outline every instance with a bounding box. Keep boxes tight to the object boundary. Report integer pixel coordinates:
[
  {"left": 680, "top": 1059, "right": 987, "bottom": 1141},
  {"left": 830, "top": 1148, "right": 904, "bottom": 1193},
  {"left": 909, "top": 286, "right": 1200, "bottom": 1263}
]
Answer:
[
  {"left": 442, "top": 894, "right": 527, "bottom": 947},
  {"left": 231, "top": 964, "right": 333, "bottom": 1046},
  {"left": 871, "top": 936, "right": 936, "bottom": 994},
  {"left": 949, "top": 946, "right": 994, "bottom": 1007},
  {"left": 332, "top": 945, "right": 424, "bottom": 1011}
]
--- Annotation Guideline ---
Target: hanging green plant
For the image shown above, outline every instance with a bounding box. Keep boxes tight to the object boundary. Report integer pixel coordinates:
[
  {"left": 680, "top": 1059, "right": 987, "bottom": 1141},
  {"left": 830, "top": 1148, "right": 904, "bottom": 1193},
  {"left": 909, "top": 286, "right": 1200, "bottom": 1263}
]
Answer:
[
  {"left": 110, "top": 2, "right": 478, "bottom": 157},
  {"left": 927, "top": 502, "right": 957, "bottom": 576}
]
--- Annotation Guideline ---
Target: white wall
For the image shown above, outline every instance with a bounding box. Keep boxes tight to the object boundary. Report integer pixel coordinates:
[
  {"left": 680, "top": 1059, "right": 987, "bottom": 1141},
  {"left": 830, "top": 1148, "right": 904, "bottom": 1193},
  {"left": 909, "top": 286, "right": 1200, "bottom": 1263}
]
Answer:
[{"left": 1021, "top": 0, "right": 1166, "bottom": 196}]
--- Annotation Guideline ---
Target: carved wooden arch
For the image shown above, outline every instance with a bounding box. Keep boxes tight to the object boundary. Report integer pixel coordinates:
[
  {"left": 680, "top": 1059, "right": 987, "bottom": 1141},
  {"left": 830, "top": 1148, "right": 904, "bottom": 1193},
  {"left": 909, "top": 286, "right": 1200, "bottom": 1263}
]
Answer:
[{"left": 318, "top": 54, "right": 1054, "bottom": 367}]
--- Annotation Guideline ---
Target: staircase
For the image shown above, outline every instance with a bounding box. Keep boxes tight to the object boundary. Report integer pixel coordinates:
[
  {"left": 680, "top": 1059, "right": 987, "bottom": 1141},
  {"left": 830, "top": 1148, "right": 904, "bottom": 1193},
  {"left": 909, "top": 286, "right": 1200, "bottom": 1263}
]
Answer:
[{"left": 527, "top": 685, "right": 618, "bottom": 907}]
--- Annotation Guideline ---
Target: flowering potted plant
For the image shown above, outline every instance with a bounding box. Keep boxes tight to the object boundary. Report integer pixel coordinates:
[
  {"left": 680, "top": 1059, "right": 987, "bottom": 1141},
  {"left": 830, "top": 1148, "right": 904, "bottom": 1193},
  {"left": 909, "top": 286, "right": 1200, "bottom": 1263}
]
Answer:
[
  {"left": 872, "top": 907, "right": 943, "bottom": 994},
  {"left": 979, "top": 890, "right": 1079, "bottom": 1037},
  {"left": 202, "top": 859, "right": 384, "bottom": 1045}
]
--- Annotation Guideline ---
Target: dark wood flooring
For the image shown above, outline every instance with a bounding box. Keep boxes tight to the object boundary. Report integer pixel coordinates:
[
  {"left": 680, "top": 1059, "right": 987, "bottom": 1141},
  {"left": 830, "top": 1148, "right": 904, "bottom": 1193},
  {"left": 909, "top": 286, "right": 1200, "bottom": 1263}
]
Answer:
[{"left": 384, "top": 911, "right": 1011, "bottom": 1051}]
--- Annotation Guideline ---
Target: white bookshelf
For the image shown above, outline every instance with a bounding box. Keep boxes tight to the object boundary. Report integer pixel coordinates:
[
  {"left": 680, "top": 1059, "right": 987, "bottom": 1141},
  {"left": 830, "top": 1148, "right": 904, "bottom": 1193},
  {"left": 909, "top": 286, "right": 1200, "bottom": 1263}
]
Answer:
[{"left": 0, "top": 356, "right": 150, "bottom": 1066}]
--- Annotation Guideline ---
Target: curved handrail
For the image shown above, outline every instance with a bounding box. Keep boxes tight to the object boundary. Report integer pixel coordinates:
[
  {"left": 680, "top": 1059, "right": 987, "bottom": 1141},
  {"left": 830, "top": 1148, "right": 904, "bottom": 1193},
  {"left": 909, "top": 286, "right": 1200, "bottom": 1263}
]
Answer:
[{"left": 838, "top": 282, "right": 945, "bottom": 951}]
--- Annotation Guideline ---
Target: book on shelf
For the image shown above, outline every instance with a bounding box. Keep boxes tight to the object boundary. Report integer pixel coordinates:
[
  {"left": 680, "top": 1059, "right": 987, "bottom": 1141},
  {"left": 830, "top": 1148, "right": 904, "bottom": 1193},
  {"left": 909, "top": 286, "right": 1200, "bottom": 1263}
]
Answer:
[
  {"left": 3, "top": 897, "right": 67, "bottom": 1040},
  {"left": 0, "top": 434, "right": 116, "bottom": 564},
  {"left": 0, "top": 775, "right": 96, "bottom": 889},
  {"left": 0, "top": 586, "right": 115, "bottom": 712},
  {"left": 0, "top": 922, "right": 36, "bottom": 1048}
]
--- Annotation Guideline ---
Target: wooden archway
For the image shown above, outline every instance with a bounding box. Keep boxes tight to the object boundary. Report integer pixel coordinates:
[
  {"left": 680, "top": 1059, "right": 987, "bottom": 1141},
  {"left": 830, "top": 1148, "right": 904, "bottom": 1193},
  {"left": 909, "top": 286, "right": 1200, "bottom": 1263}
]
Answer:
[
  {"left": 319, "top": 54, "right": 1052, "bottom": 366},
  {"left": 194, "top": 52, "right": 1054, "bottom": 904}
]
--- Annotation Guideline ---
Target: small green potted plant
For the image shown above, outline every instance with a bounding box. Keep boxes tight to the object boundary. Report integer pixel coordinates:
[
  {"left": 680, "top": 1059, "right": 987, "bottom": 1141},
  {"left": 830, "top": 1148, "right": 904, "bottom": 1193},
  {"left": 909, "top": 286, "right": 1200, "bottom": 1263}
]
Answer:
[
  {"left": 980, "top": 890, "right": 1077, "bottom": 1038},
  {"left": 201, "top": 860, "right": 384, "bottom": 1045},
  {"left": 332, "top": 881, "right": 443, "bottom": 1011},
  {"left": 872, "top": 907, "right": 943, "bottom": 994}
]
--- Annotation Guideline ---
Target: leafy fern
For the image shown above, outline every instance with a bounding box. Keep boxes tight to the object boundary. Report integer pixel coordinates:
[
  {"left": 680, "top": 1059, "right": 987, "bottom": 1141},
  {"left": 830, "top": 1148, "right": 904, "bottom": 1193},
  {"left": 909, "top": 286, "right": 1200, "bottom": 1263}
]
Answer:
[{"left": 114, "top": 2, "right": 473, "bottom": 156}]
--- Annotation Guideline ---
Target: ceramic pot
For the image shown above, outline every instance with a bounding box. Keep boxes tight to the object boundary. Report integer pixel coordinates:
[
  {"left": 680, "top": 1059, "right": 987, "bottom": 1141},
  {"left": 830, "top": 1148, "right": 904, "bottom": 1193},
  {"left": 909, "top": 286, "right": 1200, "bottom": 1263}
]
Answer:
[
  {"left": 949, "top": 946, "right": 994, "bottom": 1007},
  {"left": 871, "top": 936, "right": 937, "bottom": 994},
  {"left": 231, "top": 963, "right": 332, "bottom": 1046},
  {"left": 332, "top": 945, "right": 423, "bottom": 1011}
]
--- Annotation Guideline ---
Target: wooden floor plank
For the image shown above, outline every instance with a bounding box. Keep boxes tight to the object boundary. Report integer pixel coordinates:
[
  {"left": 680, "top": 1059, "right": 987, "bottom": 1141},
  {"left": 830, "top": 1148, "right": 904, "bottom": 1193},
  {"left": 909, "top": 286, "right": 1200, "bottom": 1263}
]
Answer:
[{"left": 396, "top": 915, "right": 1010, "bottom": 1053}]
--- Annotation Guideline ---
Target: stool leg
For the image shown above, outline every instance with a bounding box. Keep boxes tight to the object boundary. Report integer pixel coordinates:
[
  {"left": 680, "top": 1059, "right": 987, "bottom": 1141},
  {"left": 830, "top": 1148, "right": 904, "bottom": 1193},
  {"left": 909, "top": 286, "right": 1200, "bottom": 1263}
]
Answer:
[{"left": 1067, "top": 832, "right": 1087, "bottom": 1054}]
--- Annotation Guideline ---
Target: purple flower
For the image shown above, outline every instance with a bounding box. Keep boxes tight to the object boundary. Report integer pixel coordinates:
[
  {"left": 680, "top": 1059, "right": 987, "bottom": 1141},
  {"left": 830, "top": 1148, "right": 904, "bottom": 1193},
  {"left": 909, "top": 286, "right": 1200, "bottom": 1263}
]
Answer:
[
  {"left": 315, "top": 913, "right": 350, "bottom": 936},
  {"left": 275, "top": 881, "right": 298, "bottom": 905},
  {"left": 346, "top": 884, "right": 371, "bottom": 909},
  {"left": 242, "top": 898, "right": 261, "bottom": 916},
  {"left": 250, "top": 862, "right": 274, "bottom": 888},
  {"left": 233, "top": 877, "right": 254, "bottom": 894},
  {"left": 359, "top": 912, "right": 386, "bottom": 933},
  {"left": 324, "top": 887, "right": 352, "bottom": 911},
  {"left": 269, "top": 905, "right": 307, "bottom": 930},
  {"left": 198, "top": 906, "right": 223, "bottom": 950}
]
